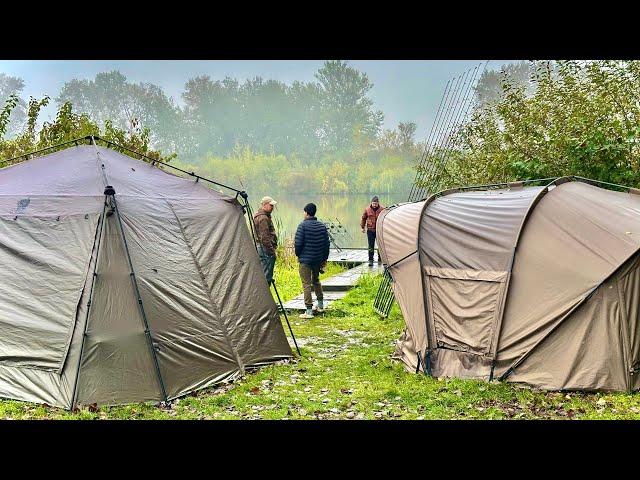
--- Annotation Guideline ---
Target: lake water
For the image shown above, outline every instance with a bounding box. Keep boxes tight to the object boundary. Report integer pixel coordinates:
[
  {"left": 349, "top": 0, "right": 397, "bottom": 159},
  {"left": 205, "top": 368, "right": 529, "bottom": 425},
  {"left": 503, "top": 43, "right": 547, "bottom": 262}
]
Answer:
[{"left": 254, "top": 193, "right": 407, "bottom": 249}]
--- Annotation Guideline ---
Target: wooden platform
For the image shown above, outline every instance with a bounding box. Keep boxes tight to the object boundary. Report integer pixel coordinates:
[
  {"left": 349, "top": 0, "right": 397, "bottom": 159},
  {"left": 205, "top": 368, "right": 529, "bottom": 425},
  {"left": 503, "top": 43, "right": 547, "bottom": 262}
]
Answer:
[
  {"left": 282, "top": 254, "right": 384, "bottom": 312},
  {"left": 322, "top": 262, "right": 384, "bottom": 291},
  {"left": 327, "top": 248, "right": 377, "bottom": 264}
]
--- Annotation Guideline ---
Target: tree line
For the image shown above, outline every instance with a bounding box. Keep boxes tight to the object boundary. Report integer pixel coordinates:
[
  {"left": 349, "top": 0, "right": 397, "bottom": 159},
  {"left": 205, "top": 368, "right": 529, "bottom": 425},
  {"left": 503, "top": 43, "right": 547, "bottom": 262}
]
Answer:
[
  {"left": 1, "top": 61, "right": 424, "bottom": 193},
  {"left": 9, "top": 60, "right": 634, "bottom": 198}
]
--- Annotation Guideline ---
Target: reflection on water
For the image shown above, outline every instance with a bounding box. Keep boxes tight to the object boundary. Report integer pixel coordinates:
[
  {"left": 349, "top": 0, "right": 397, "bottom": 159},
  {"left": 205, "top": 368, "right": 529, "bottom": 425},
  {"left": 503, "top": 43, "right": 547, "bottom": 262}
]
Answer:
[{"left": 257, "top": 193, "right": 406, "bottom": 248}]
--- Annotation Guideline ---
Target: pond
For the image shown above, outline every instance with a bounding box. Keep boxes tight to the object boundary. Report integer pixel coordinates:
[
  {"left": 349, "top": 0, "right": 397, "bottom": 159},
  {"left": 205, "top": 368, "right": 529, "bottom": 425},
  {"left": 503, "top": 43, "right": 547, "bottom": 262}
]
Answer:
[{"left": 251, "top": 193, "right": 407, "bottom": 249}]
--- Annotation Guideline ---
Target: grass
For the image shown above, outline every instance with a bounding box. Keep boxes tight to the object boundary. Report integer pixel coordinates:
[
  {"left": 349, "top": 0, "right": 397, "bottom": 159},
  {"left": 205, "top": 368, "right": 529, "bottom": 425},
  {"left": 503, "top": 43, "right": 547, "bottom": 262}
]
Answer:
[{"left": 2, "top": 261, "right": 640, "bottom": 419}]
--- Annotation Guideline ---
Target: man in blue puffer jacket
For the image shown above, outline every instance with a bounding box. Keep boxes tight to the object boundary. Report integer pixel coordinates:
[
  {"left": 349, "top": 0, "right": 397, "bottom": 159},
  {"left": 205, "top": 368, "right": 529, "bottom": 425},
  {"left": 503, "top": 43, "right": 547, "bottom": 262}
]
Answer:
[{"left": 295, "top": 202, "right": 330, "bottom": 319}]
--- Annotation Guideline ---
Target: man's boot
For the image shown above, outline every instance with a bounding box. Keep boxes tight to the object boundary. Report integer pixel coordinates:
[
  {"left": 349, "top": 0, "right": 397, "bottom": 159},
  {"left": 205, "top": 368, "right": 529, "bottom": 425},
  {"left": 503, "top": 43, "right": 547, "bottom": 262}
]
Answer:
[{"left": 299, "top": 308, "right": 314, "bottom": 319}]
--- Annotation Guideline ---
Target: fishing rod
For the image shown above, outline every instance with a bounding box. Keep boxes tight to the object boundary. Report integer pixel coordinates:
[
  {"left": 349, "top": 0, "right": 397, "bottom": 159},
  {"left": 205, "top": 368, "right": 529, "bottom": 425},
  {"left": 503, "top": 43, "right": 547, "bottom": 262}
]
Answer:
[
  {"left": 411, "top": 71, "right": 466, "bottom": 200},
  {"left": 412, "top": 66, "right": 471, "bottom": 200},
  {"left": 417, "top": 62, "right": 485, "bottom": 198},
  {"left": 407, "top": 79, "right": 452, "bottom": 200}
]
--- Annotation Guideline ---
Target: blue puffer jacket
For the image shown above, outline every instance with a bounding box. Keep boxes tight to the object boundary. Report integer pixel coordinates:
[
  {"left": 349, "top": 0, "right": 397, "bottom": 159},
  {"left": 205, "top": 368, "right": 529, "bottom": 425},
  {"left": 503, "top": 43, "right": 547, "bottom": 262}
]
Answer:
[{"left": 294, "top": 216, "right": 330, "bottom": 266}]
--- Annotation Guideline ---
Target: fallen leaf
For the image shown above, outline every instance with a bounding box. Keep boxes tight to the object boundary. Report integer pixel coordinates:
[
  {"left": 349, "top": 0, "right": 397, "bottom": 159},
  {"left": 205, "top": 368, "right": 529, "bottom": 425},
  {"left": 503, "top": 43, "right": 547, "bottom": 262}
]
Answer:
[{"left": 250, "top": 387, "right": 260, "bottom": 395}]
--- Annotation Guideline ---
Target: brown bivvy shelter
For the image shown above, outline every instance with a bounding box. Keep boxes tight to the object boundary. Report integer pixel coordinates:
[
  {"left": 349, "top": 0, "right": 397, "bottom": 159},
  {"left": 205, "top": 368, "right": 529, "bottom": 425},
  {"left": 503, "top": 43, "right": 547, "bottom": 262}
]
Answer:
[
  {"left": 0, "top": 137, "right": 292, "bottom": 409},
  {"left": 377, "top": 176, "right": 640, "bottom": 391}
]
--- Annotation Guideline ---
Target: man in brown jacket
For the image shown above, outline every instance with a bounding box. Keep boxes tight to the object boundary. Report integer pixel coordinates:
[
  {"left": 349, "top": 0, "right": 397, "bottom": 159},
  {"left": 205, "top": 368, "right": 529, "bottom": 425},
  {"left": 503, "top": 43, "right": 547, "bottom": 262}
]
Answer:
[
  {"left": 253, "top": 196, "right": 278, "bottom": 284},
  {"left": 361, "top": 195, "right": 383, "bottom": 267}
]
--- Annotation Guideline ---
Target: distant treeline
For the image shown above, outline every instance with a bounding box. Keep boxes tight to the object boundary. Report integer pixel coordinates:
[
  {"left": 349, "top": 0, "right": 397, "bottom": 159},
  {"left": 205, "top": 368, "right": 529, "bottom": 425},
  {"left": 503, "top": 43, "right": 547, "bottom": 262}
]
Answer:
[
  {"left": 1, "top": 61, "right": 432, "bottom": 193},
  {"left": 13, "top": 60, "right": 635, "bottom": 197}
]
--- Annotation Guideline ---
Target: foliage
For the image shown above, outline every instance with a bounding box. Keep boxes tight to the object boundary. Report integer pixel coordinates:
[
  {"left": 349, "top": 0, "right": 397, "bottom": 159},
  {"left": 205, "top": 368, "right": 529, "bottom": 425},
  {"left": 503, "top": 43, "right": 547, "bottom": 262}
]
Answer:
[
  {"left": 3, "top": 61, "right": 421, "bottom": 193},
  {"left": 53, "top": 62, "right": 389, "bottom": 169},
  {"left": 0, "top": 73, "right": 27, "bottom": 137},
  {"left": 473, "top": 60, "right": 538, "bottom": 109},
  {"left": 314, "top": 60, "right": 384, "bottom": 152},
  {"left": 176, "top": 144, "right": 416, "bottom": 195},
  {"left": 0, "top": 96, "right": 174, "bottom": 167},
  {"left": 56, "top": 71, "right": 182, "bottom": 152},
  {"left": 439, "top": 60, "right": 640, "bottom": 189}
]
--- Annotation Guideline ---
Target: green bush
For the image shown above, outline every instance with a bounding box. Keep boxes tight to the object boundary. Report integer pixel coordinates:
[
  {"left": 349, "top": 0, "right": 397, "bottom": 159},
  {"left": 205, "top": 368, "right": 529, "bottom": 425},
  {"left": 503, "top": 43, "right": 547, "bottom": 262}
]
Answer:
[{"left": 441, "top": 61, "right": 640, "bottom": 189}]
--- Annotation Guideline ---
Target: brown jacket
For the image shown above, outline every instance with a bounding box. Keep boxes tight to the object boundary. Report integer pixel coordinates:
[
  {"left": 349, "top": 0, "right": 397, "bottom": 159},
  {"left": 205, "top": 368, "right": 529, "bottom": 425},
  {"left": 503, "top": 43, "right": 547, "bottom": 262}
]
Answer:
[
  {"left": 253, "top": 208, "right": 278, "bottom": 256},
  {"left": 361, "top": 204, "right": 383, "bottom": 232}
]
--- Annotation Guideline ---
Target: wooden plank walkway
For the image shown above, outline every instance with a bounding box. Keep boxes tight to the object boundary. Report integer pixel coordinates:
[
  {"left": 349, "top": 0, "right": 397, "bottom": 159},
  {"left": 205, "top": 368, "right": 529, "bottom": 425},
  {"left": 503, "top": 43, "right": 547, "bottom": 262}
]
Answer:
[
  {"left": 282, "top": 249, "right": 384, "bottom": 312},
  {"left": 327, "top": 248, "right": 371, "bottom": 263}
]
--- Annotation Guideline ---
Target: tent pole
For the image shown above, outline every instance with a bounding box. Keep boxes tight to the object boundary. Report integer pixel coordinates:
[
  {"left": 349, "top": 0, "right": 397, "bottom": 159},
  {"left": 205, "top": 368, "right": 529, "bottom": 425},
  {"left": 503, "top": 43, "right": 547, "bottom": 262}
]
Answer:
[
  {"left": 424, "top": 349, "right": 432, "bottom": 376},
  {"left": 70, "top": 199, "right": 108, "bottom": 410},
  {"left": 271, "top": 280, "right": 301, "bottom": 356},
  {"left": 0, "top": 136, "right": 90, "bottom": 167},
  {"left": 241, "top": 193, "right": 259, "bottom": 252},
  {"left": 107, "top": 187, "right": 169, "bottom": 404}
]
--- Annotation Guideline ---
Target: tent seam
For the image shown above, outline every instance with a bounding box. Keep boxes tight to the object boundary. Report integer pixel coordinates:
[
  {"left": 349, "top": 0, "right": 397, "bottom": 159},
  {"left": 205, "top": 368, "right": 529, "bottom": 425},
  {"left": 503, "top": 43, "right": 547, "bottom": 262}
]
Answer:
[
  {"left": 165, "top": 199, "right": 245, "bottom": 374},
  {"left": 70, "top": 199, "right": 107, "bottom": 409},
  {"left": 502, "top": 249, "right": 640, "bottom": 381},
  {"left": 490, "top": 176, "right": 568, "bottom": 378}
]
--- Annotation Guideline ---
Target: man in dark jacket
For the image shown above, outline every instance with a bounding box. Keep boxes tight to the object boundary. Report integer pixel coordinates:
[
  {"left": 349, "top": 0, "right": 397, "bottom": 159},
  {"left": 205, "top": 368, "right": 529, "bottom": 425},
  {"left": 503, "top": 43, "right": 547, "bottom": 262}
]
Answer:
[
  {"left": 253, "top": 196, "right": 278, "bottom": 284},
  {"left": 361, "top": 195, "right": 383, "bottom": 267},
  {"left": 295, "top": 202, "right": 330, "bottom": 319}
]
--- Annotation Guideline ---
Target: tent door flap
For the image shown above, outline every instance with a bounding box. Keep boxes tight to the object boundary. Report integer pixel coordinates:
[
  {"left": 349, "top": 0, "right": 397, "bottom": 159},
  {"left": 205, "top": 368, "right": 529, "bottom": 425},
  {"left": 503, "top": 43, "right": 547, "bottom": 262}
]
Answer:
[
  {"left": 425, "top": 267, "right": 507, "bottom": 356},
  {"left": 0, "top": 213, "right": 99, "bottom": 372}
]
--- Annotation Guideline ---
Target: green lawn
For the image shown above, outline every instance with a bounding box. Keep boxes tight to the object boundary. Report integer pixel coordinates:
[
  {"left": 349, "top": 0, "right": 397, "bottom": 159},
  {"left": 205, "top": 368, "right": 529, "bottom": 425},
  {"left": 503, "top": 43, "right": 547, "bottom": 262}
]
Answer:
[{"left": 2, "top": 262, "right": 640, "bottom": 419}]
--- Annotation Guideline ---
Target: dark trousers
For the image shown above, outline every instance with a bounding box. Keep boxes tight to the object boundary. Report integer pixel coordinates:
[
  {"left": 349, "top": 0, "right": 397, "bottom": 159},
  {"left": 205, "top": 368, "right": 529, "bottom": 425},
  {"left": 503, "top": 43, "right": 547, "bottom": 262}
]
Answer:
[
  {"left": 299, "top": 263, "right": 323, "bottom": 309},
  {"left": 367, "top": 230, "right": 380, "bottom": 263},
  {"left": 258, "top": 245, "right": 276, "bottom": 284}
]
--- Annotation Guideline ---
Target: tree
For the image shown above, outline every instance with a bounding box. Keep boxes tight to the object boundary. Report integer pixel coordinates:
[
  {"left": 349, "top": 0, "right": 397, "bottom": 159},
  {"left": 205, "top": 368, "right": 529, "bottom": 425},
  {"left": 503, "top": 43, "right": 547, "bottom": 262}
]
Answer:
[
  {"left": 315, "top": 60, "right": 383, "bottom": 153},
  {"left": 0, "top": 73, "right": 27, "bottom": 137},
  {"left": 474, "top": 61, "right": 539, "bottom": 108},
  {"left": 56, "top": 71, "right": 182, "bottom": 151},
  {"left": 397, "top": 121, "right": 417, "bottom": 149},
  {"left": 441, "top": 60, "right": 640, "bottom": 189},
  {"left": 1, "top": 97, "right": 173, "bottom": 168},
  {"left": 181, "top": 75, "right": 242, "bottom": 157}
]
